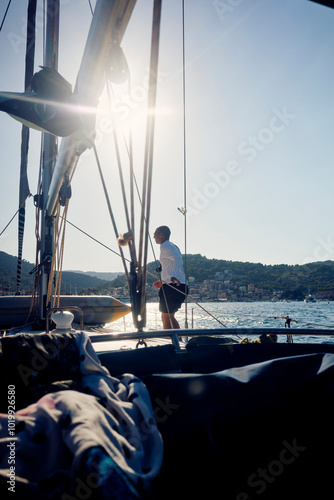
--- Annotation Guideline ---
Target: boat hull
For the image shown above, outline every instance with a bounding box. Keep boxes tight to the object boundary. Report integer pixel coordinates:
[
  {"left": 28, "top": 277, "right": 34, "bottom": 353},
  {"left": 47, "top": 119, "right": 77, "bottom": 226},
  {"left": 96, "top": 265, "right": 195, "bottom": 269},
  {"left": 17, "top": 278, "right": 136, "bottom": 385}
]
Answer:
[{"left": 0, "top": 295, "right": 130, "bottom": 328}]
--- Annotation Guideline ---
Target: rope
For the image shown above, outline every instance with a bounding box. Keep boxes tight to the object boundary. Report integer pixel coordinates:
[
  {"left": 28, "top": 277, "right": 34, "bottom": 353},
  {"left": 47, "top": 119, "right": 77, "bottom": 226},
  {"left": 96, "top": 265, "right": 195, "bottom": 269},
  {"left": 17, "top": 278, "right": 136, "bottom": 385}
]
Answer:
[
  {"left": 105, "top": 80, "right": 137, "bottom": 267},
  {"left": 53, "top": 200, "right": 69, "bottom": 308},
  {"left": 62, "top": 217, "right": 123, "bottom": 258},
  {"left": 46, "top": 203, "right": 64, "bottom": 308},
  {"left": 46, "top": 168, "right": 74, "bottom": 310},
  {"left": 46, "top": 204, "right": 60, "bottom": 308}
]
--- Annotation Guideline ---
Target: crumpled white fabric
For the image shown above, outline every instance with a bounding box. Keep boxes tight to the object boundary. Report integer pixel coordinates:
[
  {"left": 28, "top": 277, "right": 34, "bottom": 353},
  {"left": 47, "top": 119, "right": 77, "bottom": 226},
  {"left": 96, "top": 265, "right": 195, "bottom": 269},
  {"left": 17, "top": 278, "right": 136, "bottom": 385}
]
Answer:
[{"left": 0, "top": 332, "right": 163, "bottom": 498}]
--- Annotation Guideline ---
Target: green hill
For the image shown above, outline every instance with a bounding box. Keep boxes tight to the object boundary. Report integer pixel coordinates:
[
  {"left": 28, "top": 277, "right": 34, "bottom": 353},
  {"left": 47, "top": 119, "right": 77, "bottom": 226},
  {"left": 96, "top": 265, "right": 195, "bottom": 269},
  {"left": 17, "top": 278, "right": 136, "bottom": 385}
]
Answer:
[
  {"left": 81, "top": 254, "right": 334, "bottom": 297},
  {"left": 2, "top": 250, "right": 334, "bottom": 297},
  {"left": 183, "top": 255, "right": 334, "bottom": 293}
]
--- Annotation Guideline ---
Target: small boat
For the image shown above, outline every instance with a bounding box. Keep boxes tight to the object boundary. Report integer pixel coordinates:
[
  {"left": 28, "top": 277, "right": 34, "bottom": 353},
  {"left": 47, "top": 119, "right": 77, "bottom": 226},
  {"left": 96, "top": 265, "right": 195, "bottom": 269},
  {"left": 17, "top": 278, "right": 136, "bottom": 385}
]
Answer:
[
  {"left": 0, "top": 294, "right": 130, "bottom": 327},
  {"left": 304, "top": 294, "right": 317, "bottom": 303}
]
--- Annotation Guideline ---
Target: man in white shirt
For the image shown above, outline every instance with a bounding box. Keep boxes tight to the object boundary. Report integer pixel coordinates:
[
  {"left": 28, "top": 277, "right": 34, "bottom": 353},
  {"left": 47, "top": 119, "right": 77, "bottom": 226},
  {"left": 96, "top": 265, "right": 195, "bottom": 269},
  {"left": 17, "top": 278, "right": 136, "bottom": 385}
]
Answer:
[{"left": 153, "top": 226, "right": 188, "bottom": 329}]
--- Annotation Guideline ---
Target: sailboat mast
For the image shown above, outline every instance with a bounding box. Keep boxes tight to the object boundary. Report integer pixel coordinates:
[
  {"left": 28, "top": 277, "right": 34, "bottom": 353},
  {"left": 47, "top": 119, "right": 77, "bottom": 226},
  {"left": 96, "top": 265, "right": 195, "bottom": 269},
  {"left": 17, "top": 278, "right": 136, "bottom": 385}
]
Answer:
[
  {"left": 38, "top": 0, "right": 59, "bottom": 321},
  {"left": 46, "top": 0, "right": 137, "bottom": 217},
  {"left": 39, "top": 0, "right": 136, "bottom": 321}
]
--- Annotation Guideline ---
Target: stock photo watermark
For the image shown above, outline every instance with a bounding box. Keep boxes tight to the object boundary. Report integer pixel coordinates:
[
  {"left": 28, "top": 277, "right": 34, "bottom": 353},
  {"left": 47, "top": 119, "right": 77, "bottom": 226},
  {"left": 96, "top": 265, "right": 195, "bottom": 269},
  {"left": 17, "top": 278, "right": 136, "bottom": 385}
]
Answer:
[
  {"left": 305, "top": 235, "right": 334, "bottom": 263},
  {"left": 213, "top": 0, "right": 245, "bottom": 21},
  {"left": 6, "top": 0, "right": 71, "bottom": 54},
  {"left": 6, "top": 385, "right": 16, "bottom": 494},
  {"left": 187, "top": 106, "right": 296, "bottom": 217},
  {"left": 236, "top": 438, "right": 306, "bottom": 499},
  {"left": 17, "top": 335, "right": 72, "bottom": 386}
]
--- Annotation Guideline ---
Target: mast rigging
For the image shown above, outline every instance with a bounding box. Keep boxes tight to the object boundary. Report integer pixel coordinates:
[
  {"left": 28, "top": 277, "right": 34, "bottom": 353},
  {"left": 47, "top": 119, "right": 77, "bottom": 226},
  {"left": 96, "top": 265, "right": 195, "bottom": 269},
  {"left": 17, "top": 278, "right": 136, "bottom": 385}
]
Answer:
[{"left": 181, "top": 0, "right": 188, "bottom": 328}]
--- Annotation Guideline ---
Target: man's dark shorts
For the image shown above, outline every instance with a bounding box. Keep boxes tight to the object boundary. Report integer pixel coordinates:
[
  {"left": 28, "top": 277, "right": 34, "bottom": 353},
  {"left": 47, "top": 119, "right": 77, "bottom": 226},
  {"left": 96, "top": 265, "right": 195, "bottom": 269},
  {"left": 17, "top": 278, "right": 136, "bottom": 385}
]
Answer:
[{"left": 158, "top": 283, "right": 188, "bottom": 314}]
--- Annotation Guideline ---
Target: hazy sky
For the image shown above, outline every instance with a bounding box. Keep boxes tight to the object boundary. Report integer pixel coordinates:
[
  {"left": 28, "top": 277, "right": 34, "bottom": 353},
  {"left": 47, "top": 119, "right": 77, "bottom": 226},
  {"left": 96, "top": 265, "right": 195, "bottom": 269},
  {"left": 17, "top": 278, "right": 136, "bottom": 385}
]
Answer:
[{"left": 1, "top": 0, "right": 334, "bottom": 273}]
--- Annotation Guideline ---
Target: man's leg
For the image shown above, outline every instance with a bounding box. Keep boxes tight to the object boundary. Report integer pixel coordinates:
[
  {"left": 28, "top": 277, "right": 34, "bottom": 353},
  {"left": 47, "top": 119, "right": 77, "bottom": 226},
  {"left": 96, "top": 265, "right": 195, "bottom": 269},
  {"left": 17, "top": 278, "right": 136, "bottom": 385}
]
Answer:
[
  {"left": 161, "top": 312, "right": 180, "bottom": 330},
  {"left": 171, "top": 315, "right": 180, "bottom": 329}
]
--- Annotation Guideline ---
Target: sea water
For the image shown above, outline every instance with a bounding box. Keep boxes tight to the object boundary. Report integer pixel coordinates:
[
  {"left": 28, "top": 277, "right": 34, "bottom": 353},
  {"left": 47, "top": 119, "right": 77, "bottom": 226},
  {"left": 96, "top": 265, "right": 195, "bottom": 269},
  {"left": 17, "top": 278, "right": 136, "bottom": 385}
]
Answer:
[{"left": 109, "top": 300, "right": 334, "bottom": 344}]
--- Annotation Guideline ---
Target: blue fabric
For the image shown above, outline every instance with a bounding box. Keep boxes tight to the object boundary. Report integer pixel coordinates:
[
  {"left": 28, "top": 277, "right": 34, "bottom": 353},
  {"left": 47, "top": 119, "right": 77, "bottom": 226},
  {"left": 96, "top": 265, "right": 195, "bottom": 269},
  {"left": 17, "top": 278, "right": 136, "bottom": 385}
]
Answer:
[{"left": 80, "top": 447, "right": 141, "bottom": 500}]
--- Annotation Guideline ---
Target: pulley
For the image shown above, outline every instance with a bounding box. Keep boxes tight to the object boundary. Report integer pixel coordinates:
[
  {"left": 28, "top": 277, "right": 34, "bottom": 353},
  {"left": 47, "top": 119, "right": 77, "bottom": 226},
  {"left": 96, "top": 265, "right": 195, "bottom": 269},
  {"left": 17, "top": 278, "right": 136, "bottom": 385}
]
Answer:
[{"left": 59, "top": 179, "right": 72, "bottom": 206}]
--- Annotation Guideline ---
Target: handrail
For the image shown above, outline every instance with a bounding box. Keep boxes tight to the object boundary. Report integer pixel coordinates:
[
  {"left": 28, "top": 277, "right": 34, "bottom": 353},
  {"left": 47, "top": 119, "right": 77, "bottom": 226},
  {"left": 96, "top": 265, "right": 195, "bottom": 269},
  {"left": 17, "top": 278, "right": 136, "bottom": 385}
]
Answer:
[{"left": 89, "top": 327, "right": 334, "bottom": 344}]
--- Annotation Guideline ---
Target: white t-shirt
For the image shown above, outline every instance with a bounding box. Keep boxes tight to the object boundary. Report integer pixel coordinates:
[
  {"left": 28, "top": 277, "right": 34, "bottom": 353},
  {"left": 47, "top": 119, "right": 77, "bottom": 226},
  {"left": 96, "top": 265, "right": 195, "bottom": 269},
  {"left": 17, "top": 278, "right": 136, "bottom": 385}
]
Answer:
[{"left": 160, "top": 240, "right": 186, "bottom": 284}]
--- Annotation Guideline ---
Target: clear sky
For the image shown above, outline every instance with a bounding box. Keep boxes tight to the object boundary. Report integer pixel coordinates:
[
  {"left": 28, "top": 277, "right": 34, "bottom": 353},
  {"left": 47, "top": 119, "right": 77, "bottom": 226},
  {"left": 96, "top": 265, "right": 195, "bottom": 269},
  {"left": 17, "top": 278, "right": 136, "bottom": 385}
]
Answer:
[{"left": 1, "top": 0, "right": 334, "bottom": 273}]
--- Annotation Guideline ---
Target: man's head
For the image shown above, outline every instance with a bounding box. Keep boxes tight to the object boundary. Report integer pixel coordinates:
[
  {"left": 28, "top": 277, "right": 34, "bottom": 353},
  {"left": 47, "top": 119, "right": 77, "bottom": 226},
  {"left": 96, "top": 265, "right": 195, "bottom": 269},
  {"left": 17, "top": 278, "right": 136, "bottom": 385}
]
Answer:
[{"left": 153, "top": 226, "right": 171, "bottom": 244}]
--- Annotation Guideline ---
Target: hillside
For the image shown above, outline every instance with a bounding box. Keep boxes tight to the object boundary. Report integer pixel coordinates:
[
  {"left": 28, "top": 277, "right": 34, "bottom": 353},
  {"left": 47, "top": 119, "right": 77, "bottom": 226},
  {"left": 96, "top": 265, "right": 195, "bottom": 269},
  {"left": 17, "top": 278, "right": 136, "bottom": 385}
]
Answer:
[
  {"left": 184, "top": 255, "right": 334, "bottom": 293},
  {"left": 2, "top": 250, "right": 334, "bottom": 297},
  {"left": 0, "top": 251, "right": 109, "bottom": 294},
  {"left": 82, "top": 254, "right": 334, "bottom": 297}
]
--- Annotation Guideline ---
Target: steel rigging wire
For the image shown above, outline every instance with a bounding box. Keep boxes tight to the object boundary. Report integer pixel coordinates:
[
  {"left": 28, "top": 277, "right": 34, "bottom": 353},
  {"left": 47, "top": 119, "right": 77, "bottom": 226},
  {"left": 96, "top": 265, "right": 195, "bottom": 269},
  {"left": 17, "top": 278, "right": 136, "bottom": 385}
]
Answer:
[{"left": 0, "top": 0, "right": 12, "bottom": 32}]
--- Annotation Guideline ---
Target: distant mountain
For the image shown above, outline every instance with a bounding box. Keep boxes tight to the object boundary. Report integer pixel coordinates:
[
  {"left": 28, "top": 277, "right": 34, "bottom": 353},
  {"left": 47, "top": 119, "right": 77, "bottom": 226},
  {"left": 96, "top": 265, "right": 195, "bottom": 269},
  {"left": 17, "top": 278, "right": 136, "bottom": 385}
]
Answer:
[
  {"left": 0, "top": 251, "right": 112, "bottom": 294},
  {"left": 67, "top": 270, "right": 122, "bottom": 282}
]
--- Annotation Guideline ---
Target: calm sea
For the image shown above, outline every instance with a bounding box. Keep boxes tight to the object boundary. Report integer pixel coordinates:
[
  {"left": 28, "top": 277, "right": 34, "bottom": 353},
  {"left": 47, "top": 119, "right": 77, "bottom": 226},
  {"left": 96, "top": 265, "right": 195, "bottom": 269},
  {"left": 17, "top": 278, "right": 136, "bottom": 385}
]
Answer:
[{"left": 109, "top": 300, "right": 334, "bottom": 344}]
